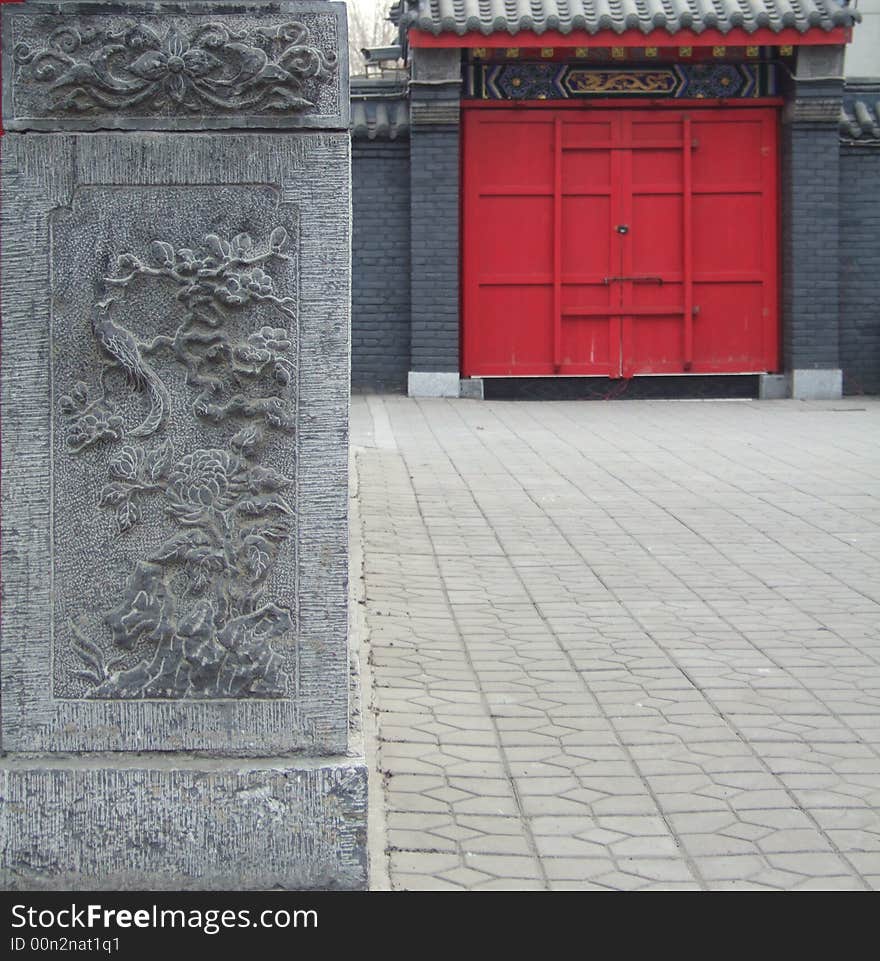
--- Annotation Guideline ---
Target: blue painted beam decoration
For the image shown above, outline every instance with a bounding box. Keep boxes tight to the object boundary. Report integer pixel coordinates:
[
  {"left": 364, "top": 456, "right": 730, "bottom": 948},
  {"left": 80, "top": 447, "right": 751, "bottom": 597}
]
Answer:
[{"left": 465, "top": 62, "right": 776, "bottom": 100}]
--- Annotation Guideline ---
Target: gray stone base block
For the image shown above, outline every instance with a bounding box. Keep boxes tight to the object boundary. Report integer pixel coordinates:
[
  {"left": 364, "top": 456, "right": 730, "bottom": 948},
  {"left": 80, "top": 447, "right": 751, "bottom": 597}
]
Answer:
[
  {"left": 788, "top": 368, "right": 843, "bottom": 400},
  {"left": 408, "top": 371, "right": 460, "bottom": 398},
  {"left": 459, "top": 377, "right": 484, "bottom": 400},
  {"left": 0, "top": 757, "right": 368, "bottom": 890},
  {"left": 759, "top": 374, "right": 788, "bottom": 400}
]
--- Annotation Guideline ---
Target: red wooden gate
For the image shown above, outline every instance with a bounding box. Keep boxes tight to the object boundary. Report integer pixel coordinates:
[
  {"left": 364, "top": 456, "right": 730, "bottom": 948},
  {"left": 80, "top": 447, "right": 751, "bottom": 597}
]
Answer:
[{"left": 461, "top": 106, "right": 779, "bottom": 378}]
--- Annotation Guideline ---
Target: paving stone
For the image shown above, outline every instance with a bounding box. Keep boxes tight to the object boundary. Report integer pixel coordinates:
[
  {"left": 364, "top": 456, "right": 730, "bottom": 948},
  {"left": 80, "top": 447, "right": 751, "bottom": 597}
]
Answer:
[
  {"left": 461, "top": 834, "right": 534, "bottom": 856},
  {"left": 389, "top": 851, "right": 462, "bottom": 874},
  {"left": 521, "top": 795, "right": 612, "bottom": 817},
  {"left": 542, "top": 857, "right": 619, "bottom": 881},
  {"left": 461, "top": 853, "right": 544, "bottom": 879},
  {"left": 611, "top": 835, "right": 682, "bottom": 858},
  {"left": 386, "top": 812, "right": 454, "bottom": 831},
  {"left": 527, "top": 816, "right": 600, "bottom": 837},
  {"left": 691, "top": 855, "right": 772, "bottom": 881},
  {"left": 706, "top": 880, "right": 790, "bottom": 891},
  {"left": 788, "top": 876, "right": 867, "bottom": 891},
  {"left": 437, "top": 866, "right": 494, "bottom": 887},
  {"left": 681, "top": 834, "right": 761, "bottom": 857},
  {"left": 392, "top": 875, "right": 465, "bottom": 891},
  {"left": 385, "top": 791, "right": 452, "bottom": 814},
  {"left": 823, "top": 852, "right": 880, "bottom": 875},
  {"left": 386, "top": 830, "right": 458, "bottom": 852},
  {"left": 614, "top": 858, "right": 698, "bottom": 883},
  {"left": 472, "top": 878, "right": 547, "bottom": 890},
  {"left": 639, "top": 881, "right": 703, "bottom": 891},
  {"left": 450, "top": 796, "right": 521, "bottom": 816},
  {"left": 654, "top": 793, "right": 732, "bottom": 814},
  {"left": 590, "top": 795, "right": 665, "bottom": 816},
  {"left": 535, "top": 835, "right": 609, "bottom": 858},
  {"left": 548, "top": 880, "right": 612, "bottom": 891},
  {"left": 763, "top": 852, "right": 856, "bottom": 876}
]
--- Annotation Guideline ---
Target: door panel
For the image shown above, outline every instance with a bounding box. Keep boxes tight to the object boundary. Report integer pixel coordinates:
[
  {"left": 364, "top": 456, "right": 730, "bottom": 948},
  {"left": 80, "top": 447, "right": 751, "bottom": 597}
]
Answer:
[
  {"left": 559, "top": 121, "right": 616, "bottom": 374},
  {"left": 693, "top": 282, "right": 766, "bottom": 371},
  {"left": 462, "top": 106, "right": 779, "bottom": 378},
  {"left": 623, "top": 112, "right": 685, "bottom": 375},
  {"left": 476, "top": 286, "right": 555, "bottom": 374}
]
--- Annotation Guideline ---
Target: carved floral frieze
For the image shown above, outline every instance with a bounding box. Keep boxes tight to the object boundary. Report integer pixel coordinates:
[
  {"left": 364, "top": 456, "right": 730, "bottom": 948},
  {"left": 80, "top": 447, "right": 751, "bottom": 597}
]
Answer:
[{"left": 11, "top": 17, "right": 338, "bottom": 117}]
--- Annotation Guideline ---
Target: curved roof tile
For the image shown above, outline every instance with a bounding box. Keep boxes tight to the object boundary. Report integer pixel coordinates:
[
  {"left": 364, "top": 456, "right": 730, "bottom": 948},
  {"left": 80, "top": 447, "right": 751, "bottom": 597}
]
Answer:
[
  {"left": 396, "top": 0, "right": 859, "bottom": 36},
  {"left": 840, "top": 100, "right": 880, "bottom": 143},
  {"left": 351, "top": 97, "right": 410, "bottom": 141}
]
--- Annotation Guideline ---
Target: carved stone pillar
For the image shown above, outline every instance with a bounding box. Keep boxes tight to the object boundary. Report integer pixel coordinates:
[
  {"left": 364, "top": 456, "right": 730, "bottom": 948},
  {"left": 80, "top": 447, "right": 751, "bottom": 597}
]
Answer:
[{"left": 0, "top": 1, "right": 367, "bottom": 889}]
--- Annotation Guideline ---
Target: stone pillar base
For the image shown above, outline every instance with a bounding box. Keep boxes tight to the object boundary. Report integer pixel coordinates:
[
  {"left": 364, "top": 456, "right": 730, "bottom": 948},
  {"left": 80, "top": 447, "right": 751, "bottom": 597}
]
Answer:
[
  {"left": 459, "top": 377, "right": 484, "bottom": 400},
  {"left": 788, "top": 369, "right": 843, "bottom": 400},
  {"left": 408, "top": 371, "right": 461, "bottom": 398},
  {"left": 758, "top": 374, "right": 788, "bottom": 400},
  {"left": 0, "top": 757, "right": 368, "bottom": 890}
]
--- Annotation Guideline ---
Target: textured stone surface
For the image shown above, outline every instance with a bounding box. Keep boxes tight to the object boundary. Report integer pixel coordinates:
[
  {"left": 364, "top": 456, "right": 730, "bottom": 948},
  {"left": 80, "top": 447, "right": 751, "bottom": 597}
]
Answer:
[
  {"left": 354, "top": 395, "right": 880, "bottom": 891},
  {"left": 2, "top": 2, "right": 348, "bottom": 131},
  {"left": 2, "top": 130, "right": 351, "bottom": 755},
  {"left": 1, "top": 759, "right": 368, "bottom": 890}
]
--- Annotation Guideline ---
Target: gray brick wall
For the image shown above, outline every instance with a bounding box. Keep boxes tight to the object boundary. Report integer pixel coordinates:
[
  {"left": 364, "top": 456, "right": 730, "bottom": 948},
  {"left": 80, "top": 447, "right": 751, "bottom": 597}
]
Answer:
[
  {"left": 352, "top": 140, "right": 411, "bottom": 392},
  {"left": 409, "top": 123, "right": 460, "bottom": 372},
  {"left": 840, "top": 146, "right": 880, "bottom": 394},
  {"left": 781, "top": 119, "right": 841, "bottom": 371}
]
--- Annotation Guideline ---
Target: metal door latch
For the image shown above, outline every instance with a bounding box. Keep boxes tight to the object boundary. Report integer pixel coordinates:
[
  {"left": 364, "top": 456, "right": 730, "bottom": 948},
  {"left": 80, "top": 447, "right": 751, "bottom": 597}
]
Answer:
[{"left": 603, "top": 276, "right": 664, "bottom": 285}]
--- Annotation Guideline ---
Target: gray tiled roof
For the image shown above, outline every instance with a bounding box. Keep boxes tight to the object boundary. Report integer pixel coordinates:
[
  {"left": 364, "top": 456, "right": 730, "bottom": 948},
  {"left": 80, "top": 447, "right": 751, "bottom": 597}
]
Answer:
[
  {"left": 840, "top": 100, "right": 880, "bottom": 143},
  {"left": 396, "top": 0, "right": 859, "bottom": 37},
  {"left": 351, "top": 81, "right": 409, "bottom": 140}
]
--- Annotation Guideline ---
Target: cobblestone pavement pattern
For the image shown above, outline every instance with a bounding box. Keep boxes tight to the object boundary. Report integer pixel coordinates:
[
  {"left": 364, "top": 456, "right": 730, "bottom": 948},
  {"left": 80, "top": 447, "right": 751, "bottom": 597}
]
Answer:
[{"left": 351, "top": 395, "right": 880, "bottom": 891}]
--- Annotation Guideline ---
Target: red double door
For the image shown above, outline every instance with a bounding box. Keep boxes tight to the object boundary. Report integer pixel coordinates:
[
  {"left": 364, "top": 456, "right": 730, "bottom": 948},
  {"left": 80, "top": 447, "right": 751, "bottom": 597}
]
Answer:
[{"left": 462, "top": 107, "right": 779, "bottom": 378}]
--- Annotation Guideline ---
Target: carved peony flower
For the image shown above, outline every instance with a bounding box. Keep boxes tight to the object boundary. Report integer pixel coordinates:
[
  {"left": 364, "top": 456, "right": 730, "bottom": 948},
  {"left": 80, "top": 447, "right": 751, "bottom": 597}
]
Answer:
[
  {"left": 165, "top": 448, "right": 247, "bottom": 513},
  {"left": 128, "top": 30, "right": 220, "bottom": 103}
]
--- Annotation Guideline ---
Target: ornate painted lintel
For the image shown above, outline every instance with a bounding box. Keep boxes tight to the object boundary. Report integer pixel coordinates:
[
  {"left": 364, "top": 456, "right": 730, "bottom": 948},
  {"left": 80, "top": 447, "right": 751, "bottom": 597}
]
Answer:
[{"left": 465, "top": 62, "right": 777, "bottom": 101}]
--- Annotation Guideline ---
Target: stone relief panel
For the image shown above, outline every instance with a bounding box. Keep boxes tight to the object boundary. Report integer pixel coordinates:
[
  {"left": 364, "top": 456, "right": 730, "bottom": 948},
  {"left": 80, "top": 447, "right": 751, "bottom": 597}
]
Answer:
[
  {"left": 2, "top": 131, "right": 350, "bottom": 755},
  {"left": 52, "top": 186, "right": 300, "bottom": 702},
  {"left": 3, "top": 4, "right": 347, "bottom": 130}
]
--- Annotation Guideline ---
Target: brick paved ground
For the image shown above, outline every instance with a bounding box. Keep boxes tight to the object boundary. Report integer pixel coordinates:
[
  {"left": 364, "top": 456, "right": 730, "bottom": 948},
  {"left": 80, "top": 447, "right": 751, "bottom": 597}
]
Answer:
[{"left": 351, "top": 395, "right": 880, "bottom": 891}]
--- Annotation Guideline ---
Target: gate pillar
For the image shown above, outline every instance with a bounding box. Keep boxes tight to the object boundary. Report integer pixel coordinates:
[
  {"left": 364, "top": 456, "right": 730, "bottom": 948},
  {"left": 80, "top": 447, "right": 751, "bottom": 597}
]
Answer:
[
  {"left": 781, "top": 45, "right": 846, "bottom": 400},
  {"left": 1, "top": 1, "right": 367, "bottom": 889},
  {"left": 408, "top": 47, "right": 462, "bottom": 398}
]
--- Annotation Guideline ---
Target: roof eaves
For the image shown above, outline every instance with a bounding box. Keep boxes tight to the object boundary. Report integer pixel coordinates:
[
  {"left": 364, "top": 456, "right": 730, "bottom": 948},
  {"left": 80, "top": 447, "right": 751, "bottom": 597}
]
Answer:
[{"left": 400, "top": 0, "right": 860, "bottom": 38}]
